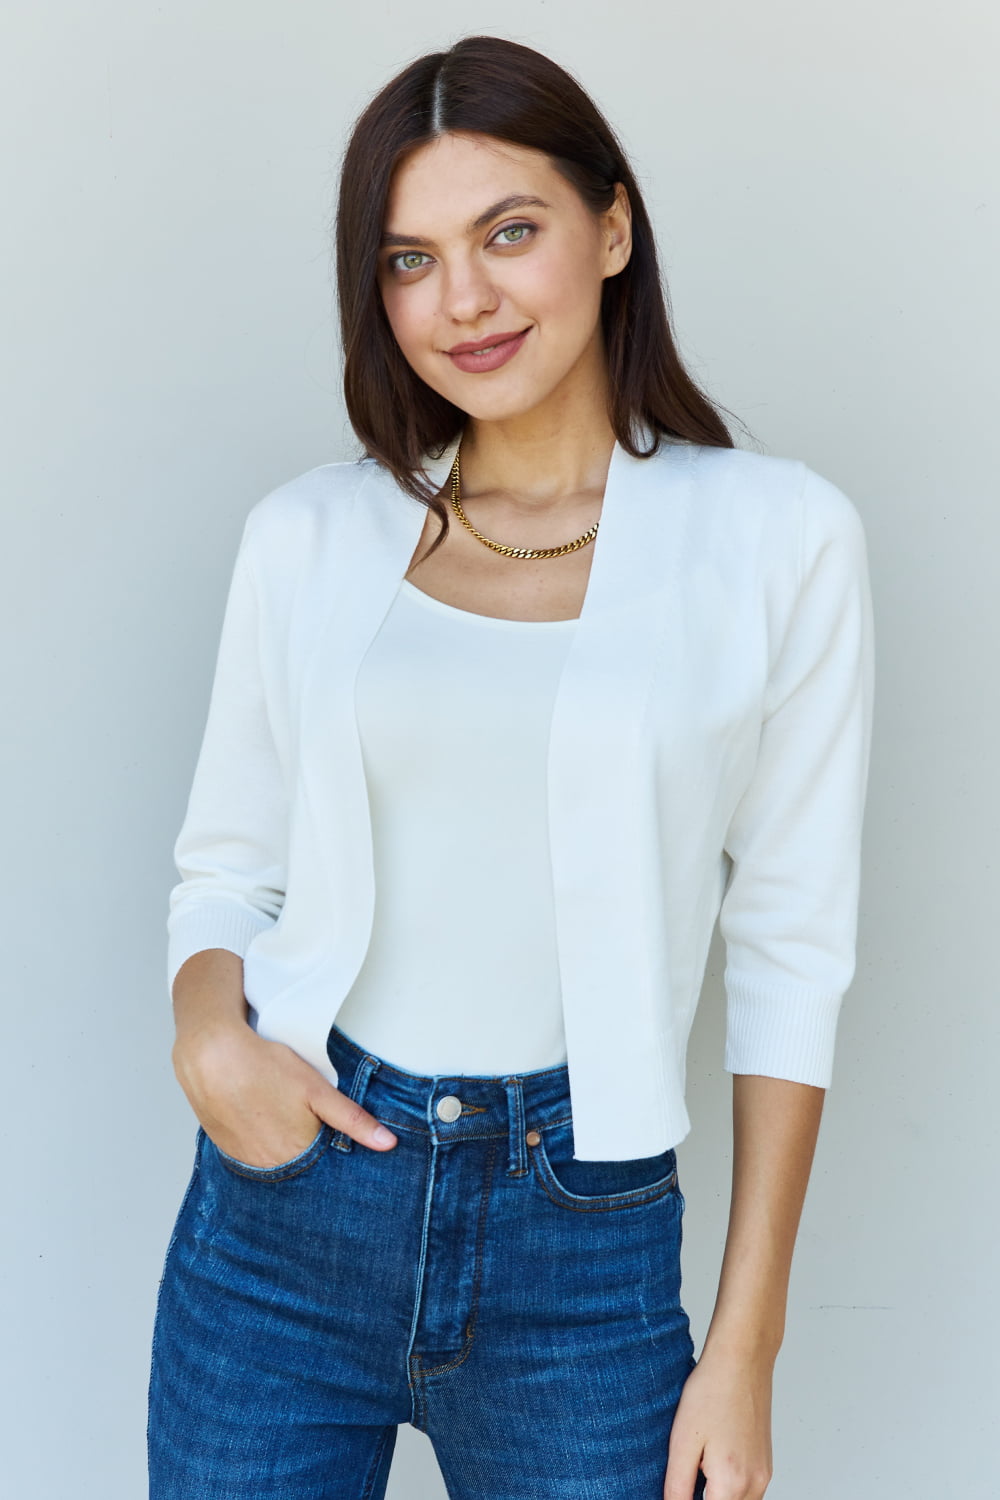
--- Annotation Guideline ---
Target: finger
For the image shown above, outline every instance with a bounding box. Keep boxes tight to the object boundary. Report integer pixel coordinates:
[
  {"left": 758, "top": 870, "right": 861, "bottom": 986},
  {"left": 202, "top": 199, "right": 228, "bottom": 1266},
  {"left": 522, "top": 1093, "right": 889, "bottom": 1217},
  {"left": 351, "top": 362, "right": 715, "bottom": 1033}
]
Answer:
[
  {"left": 701, "top": 1461, "right": 771, "bottom": 1500},
  {"left": 663, "top": 1450, "right": 704, "bottom": 1500},
  {"left": 311, "top": 1084, "right": 398, "bottom": 1151}
]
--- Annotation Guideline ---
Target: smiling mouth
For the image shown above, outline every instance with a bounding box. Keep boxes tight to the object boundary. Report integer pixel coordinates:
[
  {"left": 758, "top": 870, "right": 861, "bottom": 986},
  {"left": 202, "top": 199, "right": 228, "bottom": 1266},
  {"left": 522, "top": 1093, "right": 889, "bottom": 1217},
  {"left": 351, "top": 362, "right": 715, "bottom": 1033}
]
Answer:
[{"left": 446, "top": 327, "right": 532, "bottom": 356}]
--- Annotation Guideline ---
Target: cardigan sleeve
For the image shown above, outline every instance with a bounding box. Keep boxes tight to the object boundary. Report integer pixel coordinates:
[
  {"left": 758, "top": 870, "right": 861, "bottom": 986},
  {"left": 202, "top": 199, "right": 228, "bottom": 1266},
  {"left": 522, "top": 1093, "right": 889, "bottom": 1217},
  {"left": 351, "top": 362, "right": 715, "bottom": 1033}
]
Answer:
[
  {"left": 718, "top": 465, "right": 875, "bottom": 1086},
  {"left": 165, "top": 516, "right": 288, "bottom": 1002}
]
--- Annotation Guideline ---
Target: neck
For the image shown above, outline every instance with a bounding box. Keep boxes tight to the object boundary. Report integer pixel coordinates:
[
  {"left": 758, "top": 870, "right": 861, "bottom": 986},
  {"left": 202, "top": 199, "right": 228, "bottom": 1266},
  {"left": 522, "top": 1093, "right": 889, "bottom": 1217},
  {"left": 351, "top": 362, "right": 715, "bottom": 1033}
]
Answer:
[{"left": 457, "top": 374, "right": 617, "bottom": 509}]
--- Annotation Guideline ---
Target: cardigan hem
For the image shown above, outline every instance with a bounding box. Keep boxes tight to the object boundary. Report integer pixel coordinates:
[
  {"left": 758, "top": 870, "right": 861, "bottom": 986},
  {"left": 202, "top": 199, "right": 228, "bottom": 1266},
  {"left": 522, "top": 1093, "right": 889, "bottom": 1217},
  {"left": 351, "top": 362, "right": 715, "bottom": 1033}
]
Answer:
[
  {"left": 723, "top": 973, "right": 843, "bottom": 1087},
  {"left": 166, "top": 899, "right": 276, "bottom": 1002}
]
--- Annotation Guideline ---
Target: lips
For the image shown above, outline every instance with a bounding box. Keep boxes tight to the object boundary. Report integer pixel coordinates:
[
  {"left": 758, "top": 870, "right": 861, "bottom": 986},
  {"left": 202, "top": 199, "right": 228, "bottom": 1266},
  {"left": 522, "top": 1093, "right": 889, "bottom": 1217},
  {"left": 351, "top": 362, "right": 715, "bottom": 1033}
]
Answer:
[
  {"left": 445, "top": 326, "right": 532, "bottom": 374},
  {"left": 446, "top": 327, "right": 530, "bottom": 355}
]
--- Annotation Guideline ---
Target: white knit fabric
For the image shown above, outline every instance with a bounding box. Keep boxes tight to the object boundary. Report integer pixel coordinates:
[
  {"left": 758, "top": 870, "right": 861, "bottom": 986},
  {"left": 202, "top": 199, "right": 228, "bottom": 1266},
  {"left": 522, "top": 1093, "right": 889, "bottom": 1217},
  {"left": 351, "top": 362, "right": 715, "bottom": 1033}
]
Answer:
[{"left": 165, "top": 430, "right": 875, "bottom": 1160}]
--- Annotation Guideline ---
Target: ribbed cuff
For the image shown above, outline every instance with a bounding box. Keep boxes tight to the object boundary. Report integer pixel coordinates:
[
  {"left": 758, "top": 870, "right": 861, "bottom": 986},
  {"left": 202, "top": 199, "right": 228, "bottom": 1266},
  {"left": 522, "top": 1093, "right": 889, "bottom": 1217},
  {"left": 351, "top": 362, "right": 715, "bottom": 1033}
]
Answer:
[
  {"left": 724, "top": 973, "right": 843, "bottom": 1087},
  {"left": 166, "top": 899, "right": 276, "bottom": 1001}
]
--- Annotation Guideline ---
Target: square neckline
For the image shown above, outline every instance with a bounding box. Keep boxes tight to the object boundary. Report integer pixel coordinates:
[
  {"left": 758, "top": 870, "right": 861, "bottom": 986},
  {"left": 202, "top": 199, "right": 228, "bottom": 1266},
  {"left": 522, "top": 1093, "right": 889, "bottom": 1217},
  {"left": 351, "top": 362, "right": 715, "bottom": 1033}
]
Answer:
[{"left": 398, "top": 577, "right": 580, "bottom": 627}]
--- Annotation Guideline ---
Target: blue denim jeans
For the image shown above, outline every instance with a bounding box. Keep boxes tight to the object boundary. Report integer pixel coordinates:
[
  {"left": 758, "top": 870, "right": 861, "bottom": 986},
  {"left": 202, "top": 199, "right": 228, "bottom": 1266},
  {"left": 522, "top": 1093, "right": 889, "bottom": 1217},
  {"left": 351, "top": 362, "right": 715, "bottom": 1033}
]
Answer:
[{"left": 148, "top": 1023, "right": 705, "bottom": 1498}]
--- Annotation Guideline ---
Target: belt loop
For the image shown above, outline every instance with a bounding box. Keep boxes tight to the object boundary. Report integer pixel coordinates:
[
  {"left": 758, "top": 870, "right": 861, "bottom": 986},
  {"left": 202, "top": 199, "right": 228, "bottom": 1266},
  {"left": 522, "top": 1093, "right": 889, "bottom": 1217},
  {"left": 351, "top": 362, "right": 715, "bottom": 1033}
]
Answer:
[
  {"left": 332, "top": 1053, "right": 382, "bottom": 1153},
  {"left": 503, "top": 1077, "right": 527, "bottom": 1177}
]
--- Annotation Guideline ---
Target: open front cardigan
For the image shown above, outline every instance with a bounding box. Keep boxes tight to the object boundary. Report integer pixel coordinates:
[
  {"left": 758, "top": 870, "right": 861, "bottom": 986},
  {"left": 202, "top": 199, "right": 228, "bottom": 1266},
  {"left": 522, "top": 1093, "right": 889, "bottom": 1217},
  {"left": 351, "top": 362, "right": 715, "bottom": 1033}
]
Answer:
[{"left": 166, "top": 428, "right": 875, "bottom": 1161}]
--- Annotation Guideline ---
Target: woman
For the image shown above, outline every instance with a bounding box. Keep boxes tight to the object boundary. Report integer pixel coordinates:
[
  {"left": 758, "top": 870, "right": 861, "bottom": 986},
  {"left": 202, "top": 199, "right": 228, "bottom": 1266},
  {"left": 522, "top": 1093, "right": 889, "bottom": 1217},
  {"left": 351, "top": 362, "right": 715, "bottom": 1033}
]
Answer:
[{"left": 148, "top": 34, "right": 874, "bottom": 1500}]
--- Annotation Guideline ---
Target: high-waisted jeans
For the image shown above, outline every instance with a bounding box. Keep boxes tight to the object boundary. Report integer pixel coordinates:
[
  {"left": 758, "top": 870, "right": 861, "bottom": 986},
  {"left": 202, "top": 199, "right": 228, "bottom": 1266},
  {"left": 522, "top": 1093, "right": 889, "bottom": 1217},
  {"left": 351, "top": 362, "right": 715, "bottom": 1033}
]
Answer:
[{"left": 147, "top": 1022, "right": 705, "bottom": 1498}]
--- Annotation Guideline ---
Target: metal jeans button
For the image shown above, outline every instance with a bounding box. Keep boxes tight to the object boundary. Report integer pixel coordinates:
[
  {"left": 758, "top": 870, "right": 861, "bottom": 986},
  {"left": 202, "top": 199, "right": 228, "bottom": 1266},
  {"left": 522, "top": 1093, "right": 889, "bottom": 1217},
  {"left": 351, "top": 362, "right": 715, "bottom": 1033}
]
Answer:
[{"left": 436, "top": 1094, "right": 462, "bottom": 1122}]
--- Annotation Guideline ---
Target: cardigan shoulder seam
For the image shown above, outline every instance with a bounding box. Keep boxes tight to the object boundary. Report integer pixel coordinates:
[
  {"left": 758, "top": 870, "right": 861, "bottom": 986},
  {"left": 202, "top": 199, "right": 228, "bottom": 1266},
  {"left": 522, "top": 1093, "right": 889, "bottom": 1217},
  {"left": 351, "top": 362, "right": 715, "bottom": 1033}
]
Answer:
[{"left": 237, "top": 458, "right": 372, "bottom": 581}]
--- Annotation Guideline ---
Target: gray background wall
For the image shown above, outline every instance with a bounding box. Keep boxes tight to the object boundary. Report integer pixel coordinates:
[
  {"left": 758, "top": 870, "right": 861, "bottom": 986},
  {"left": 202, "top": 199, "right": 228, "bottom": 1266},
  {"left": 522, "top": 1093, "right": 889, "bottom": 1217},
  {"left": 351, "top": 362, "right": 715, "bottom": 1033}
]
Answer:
[{"left": 2, "top": 2, "right": 996, "bottom": 1495}]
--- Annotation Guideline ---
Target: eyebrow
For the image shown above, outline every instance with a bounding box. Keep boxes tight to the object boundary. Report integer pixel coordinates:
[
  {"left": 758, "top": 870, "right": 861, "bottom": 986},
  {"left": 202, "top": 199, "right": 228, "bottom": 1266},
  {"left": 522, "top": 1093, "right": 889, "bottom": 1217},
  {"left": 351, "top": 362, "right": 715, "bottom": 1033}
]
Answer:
[{"left": 379, "top": 194, "right": 552, "bottom": 249}]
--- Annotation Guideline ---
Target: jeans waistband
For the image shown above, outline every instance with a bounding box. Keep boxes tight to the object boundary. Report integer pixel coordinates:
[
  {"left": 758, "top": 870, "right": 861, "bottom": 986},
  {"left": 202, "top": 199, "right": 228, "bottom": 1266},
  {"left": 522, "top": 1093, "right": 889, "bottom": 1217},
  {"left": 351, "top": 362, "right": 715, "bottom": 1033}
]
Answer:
[{"left": 325, "top": 1023, "right": 575, "bottom": 1177}]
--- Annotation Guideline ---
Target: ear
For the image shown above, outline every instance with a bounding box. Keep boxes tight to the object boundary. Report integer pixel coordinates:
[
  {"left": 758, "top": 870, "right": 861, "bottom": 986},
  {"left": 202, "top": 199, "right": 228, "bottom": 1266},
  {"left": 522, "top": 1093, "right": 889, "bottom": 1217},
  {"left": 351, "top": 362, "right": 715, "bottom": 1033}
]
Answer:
[{"left": 601, "top": 182, "right": 633, "bottom": 278}]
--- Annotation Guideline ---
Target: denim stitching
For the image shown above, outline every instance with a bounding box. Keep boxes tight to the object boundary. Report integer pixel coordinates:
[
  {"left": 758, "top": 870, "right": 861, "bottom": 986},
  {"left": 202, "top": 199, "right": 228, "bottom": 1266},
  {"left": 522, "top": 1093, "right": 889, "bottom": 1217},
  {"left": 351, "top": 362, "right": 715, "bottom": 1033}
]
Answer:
[
  {"left": 214, "top": 1124, "right": 335, "bottom": 1182},
  {"left": 368, "top": 1109, "right": 575, "bottom": 1141},
  {"left": 406, "top": 1134, "right": 437, "bottom": 1432},
  {"left": 359, "top": 1424, "right": 394, "bottom": 1500},
  {"left": 528, "top": 1136, "right": 679, "bottom": 1213},
  {"left": 503, "top": 1078, "right": 527, "bottom": 1177},
  {"left": 333, "top": 1053, "right": 382, "bottom": 1152},
  {"left": 411, "top": 1136, "right": 497, "bottom": 1380}
]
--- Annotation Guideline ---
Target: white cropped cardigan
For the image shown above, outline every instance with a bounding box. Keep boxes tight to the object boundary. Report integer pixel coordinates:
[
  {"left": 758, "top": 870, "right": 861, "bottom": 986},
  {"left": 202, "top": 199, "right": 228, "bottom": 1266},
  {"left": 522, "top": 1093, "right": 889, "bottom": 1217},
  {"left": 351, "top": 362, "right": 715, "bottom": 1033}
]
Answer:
[{"left": 166, "top": 427, "right": 875, "bottom": 1161}]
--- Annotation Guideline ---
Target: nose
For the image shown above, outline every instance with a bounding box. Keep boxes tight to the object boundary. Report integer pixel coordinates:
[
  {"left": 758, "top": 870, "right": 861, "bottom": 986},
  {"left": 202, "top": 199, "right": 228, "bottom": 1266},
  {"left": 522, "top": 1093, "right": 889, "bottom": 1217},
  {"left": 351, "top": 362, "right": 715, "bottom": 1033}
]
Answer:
[{"left": 439, "top": 256, "right": 501, "bottom": 328}]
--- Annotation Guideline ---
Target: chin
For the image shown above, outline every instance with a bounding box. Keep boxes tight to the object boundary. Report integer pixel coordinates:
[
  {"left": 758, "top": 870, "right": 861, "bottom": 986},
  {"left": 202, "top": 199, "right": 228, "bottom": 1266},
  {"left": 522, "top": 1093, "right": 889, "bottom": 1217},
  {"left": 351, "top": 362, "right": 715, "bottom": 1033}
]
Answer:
[
  {"left": 452, "top": 401, "right": 540, "bottom": 425},
  {"left": 435, "top": 382, "right": 559, "bottom": 426}
]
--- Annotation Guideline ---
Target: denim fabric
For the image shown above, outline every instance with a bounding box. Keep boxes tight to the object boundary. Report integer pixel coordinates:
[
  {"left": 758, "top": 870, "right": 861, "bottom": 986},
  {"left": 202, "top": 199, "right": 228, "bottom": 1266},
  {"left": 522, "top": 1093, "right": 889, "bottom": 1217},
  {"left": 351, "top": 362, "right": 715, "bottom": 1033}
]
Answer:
[{"left": 148, "top": 1024, "right": 705, "bottom": 1499}]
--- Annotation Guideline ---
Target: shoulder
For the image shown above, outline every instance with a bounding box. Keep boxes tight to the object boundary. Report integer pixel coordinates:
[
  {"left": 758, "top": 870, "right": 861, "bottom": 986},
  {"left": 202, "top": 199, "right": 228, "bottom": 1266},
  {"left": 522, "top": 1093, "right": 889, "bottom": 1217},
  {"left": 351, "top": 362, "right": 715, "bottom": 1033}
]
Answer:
[
  {"left": 681, "top": 442, "right": 869, "bottom": 568},
  {"left": 239, "top": 456, "right": 376, "bottom": 562}
]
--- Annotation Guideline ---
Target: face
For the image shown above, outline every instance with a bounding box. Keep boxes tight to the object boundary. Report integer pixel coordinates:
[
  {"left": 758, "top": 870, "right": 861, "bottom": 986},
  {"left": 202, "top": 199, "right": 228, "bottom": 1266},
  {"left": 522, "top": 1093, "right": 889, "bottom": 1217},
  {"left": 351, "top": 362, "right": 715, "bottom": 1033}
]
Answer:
[{"left": 375, "top": 131, "right": 631, "bottom": 424}]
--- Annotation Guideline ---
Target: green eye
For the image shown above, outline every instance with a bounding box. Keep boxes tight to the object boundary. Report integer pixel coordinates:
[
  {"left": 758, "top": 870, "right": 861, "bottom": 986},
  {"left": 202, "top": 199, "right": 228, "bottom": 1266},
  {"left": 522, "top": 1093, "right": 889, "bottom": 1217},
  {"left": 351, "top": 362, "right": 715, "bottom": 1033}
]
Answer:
[
  {"left": 496, "top": 223, "right": 533, "bottom": 244},
  {"left": 396, "top": 252, "right": 428, "bottom": 271}
]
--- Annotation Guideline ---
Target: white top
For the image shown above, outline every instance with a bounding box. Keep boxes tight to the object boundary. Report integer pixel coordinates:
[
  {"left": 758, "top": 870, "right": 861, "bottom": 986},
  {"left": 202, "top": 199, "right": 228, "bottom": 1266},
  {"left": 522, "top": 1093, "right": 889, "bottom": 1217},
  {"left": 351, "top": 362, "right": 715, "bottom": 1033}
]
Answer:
[
  {"left": 165, "top": 428, "right": 875, "bottom": 1160},
  {"left": 335, "top": 579, "right": 576, "bottom": 1074}
]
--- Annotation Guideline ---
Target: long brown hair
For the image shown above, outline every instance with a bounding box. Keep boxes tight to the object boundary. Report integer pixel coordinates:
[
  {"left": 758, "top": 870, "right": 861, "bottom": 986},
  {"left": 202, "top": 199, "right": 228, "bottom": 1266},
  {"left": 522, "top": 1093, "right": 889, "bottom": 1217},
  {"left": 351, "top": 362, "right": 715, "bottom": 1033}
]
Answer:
[{"left": 335, "top": 34, "right": 738, "bottom": 545}]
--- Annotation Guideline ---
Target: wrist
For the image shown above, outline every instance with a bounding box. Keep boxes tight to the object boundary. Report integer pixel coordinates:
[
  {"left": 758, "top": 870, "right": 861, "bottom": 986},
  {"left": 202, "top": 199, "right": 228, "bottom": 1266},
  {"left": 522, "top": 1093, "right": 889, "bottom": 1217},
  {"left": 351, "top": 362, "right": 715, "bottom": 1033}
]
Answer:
[
  {"left": 172, "top": 1014, "right": 257, "bottom": 1080},
  {"left": 700, "top": 1313, "right": 784, "bottom": 1371}
]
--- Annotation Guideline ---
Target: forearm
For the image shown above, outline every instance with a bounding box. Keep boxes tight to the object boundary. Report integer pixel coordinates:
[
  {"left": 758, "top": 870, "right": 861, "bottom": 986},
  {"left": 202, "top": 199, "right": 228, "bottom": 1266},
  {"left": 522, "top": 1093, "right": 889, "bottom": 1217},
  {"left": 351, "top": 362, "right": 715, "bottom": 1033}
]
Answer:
[
  {"left": 171, "top": 948, "right": 251, "bottom": 1059},
  {"left": 701, "top": 1074, "right": 826, "bottom": 1367}
]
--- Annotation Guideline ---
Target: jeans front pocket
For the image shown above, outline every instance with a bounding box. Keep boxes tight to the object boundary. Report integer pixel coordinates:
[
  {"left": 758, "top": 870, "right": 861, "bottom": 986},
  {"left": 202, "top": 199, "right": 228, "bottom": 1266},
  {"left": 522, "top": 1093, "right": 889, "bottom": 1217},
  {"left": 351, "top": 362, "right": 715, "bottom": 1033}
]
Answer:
[
  {"left": 529, "top": 1118, "right": 678, "bottom": 1212},
  {"left": 209, "top": 1122, "right": 335, "bottom": 1182}
]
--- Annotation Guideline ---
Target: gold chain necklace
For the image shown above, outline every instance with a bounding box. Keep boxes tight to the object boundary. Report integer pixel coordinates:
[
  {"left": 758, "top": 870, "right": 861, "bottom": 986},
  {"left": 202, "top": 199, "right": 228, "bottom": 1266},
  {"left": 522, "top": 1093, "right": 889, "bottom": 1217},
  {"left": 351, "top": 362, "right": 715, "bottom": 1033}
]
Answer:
[{"left": 448, "top": 446, "right": 600, "bottom": 560}]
